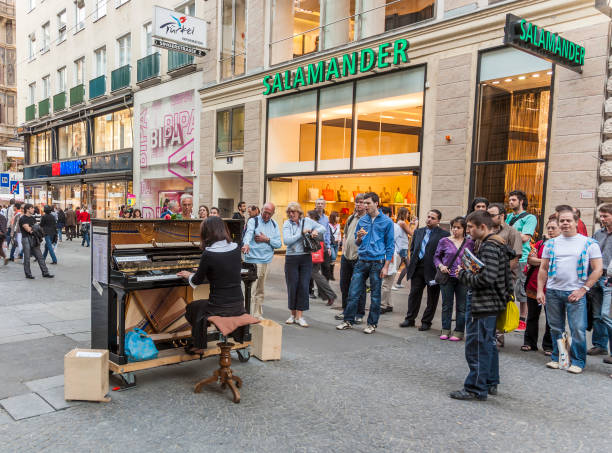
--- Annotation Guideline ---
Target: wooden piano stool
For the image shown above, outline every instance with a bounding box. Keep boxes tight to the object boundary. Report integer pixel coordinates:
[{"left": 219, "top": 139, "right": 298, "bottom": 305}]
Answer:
[{"left": 194, "top": 315, "right": 261, "bottom": 404}]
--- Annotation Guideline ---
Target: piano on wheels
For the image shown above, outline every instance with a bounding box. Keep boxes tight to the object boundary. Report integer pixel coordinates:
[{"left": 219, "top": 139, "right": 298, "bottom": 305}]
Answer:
[{"left": 90, "top": 218, "right": 257, "bottom": 387}]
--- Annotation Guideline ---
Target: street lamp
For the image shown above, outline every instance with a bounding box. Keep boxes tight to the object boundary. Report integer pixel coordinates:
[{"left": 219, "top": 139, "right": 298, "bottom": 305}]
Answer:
[{"left": 595, "top": 0, "right": 612, "bottom": 16}]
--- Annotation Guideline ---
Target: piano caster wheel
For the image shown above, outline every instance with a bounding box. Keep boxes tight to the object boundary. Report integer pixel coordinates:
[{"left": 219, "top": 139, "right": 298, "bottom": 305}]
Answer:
[
  {"left": 237, "top": 348, "right": 250, "bottom": 363},
  {"left": 112, "top": 372, "right": 137, "bottom": 390}
]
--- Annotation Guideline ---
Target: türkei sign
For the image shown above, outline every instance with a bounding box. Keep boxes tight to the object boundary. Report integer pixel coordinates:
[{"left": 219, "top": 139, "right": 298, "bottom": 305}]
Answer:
[{"left": 152, "top": 6, "right": 207, "bottom": 55}]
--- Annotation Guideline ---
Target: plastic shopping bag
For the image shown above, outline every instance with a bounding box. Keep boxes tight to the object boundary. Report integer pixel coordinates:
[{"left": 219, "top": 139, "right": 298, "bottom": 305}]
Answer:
[
  {"left": 125, "top": 328, "right": 158, "bottom": 362},
  {"left": 557, "top": 332, "right": 571, "bottom": 370}
]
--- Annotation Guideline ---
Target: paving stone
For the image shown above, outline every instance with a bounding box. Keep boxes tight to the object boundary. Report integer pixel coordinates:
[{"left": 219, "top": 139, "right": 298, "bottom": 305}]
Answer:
[
  {"left": 65, "top": 332, "right": 91, "bottom": 343},
  {"left": 0, "top": 409, "right": 13, "bottom": 425},
  {"left": 37, "top": 387, "right": 79, "bottom": 411},
  {"left": 25, "top": 375, "right": 65, "bottom": 393},
  {"left": 0, "top": 393, "right": 55, "bottom": 421}
]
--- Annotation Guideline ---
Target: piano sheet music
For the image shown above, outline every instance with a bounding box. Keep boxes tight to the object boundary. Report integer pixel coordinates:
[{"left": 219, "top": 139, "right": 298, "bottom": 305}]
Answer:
[{"left": 92, "top": 232, "right": 108, "bottom": 284}]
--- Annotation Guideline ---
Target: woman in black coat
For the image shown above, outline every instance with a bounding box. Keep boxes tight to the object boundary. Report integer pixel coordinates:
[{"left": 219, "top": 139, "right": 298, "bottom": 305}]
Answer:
[
  {"left": 40, "top": 205, "right": 58, "bottom": 264},
  {"left": 177, "top": 216, "right": 245, "bottom": 354}
]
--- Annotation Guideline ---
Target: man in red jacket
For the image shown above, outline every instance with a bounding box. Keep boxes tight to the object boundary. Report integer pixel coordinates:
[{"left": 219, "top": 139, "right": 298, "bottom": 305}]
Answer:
[
  {"left": 78, "top": 208, "right": 91, "bottom": 247},
  {"left": 574, "top": 208, "right": 588, "bottom": 236}
]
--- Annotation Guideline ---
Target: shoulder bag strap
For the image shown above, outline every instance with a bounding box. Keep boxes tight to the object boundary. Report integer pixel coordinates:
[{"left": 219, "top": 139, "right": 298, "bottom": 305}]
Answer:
[
  {"left": 447, "top": 238, "right": 467, "bottom": 268},
  {"left": 508, "top": 211, "right": 528, "bottom": 227}
]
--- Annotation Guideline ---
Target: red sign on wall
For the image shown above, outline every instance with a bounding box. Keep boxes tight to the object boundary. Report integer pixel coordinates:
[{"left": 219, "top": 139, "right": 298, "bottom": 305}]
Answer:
[{"left": 52, "top": 162, "right": 61, "bottom": 176}]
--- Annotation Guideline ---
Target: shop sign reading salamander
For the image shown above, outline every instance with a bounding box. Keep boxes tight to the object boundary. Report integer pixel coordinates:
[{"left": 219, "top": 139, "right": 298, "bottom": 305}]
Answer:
[
  {"left": 152, "top": 6, "right": 208, "bottom": 57},
  {"left": 262, "top": 39, "right": 410, "bottom": 95},
  {"left": 504, "top": 14, "right": 585, "bottom": 73}
]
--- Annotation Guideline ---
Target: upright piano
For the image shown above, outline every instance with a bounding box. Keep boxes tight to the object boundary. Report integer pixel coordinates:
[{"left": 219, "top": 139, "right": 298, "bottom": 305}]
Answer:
[{"left": 90, "top": 219, "right": 257, "bottom": 385}]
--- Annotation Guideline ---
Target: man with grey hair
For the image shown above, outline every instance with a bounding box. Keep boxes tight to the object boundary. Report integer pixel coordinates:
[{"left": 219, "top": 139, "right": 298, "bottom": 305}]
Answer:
[
  {"left": 241, "top": 202, "right": 281, "bottom": 319},
  {"left": 180, "top": 193, "right": 195, "bottom": 219},
  {"left": 160, "top": 200, "right": 181, "bottom": 218}
]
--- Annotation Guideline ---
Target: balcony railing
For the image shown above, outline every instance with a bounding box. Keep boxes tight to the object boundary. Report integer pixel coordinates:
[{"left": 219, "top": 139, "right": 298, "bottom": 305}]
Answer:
[
  {"left": 168, "top": 51, "right": 194, "bottom": 71},
  {"left": 53, "top": 92, "right": 67, "bottom": 112},
  {"left": 137, "top": 53, "right": 160, "bottom": 82},
  {"left": 111, "top": 64, "right": 131, "bottom": 92},
  {"left": 70, "top": 84, "right": 85, "bottom": 106},
  {"left": 89, "top": 75, "right": 106, "bottom": 99},
  {"left": 38, "top": 98, "right": 50, "bottom": 117},
  {"left": 25, "top": 104, "right": 36, "bottom": 121}
]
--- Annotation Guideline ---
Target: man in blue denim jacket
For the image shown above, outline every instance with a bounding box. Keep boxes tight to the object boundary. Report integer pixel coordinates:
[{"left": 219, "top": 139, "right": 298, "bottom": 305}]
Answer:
[{"left": 336, "top": 192, "right": 394, "bottom": 334}]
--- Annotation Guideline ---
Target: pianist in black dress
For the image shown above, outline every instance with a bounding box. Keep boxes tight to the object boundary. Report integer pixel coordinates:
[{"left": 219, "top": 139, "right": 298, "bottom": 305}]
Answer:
[{"left": 177, "top": 216, "right": 246, "bottom": 354}]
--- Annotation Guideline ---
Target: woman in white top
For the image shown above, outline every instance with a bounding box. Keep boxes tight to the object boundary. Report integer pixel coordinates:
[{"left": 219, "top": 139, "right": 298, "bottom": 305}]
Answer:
[{"left": 393, "top": 207, "right": 417, "bottom": 290}]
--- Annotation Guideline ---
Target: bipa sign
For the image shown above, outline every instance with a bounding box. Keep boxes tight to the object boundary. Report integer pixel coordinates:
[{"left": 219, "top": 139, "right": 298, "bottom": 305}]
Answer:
[{"left": 152, "top": 6, "right": 207, "bottom": 52}]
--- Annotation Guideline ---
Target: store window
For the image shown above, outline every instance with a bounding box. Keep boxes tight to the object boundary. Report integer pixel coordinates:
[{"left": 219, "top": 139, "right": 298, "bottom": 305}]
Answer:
[
  {"left": 49, "top": 184, "right": 65, "bottom": 209},
  {"left": 66, "top": 183, "right": 82, "bottom": 209},
  {"left": 58, "top": 121, "right": 86, "bottom": 159},
  {"left": 216, "top": 106, "right": 244, "bottom": 154},
  {"left": 28, "top": 131, "right": 51, "bottom": 164},
  {"left": 471, "top": 47, "right": 553, "bottom": 220},
  {"left": 221, "top": 0, "right": 246, "bottom": 79},
  {"left": 318, "top": 83, "right": 353, "bottom": 171},
  {"left": 90, "top": 182, "right": 106, "bottom": 218},
  {"left": 94, "top": 108, "right": 133, "bottom": 153},
  {"left": 271, "top": 1, "right": 434, "bottom": 64},
  {"left": 267, "top": 90, "right": 317, "bottom": 174}
]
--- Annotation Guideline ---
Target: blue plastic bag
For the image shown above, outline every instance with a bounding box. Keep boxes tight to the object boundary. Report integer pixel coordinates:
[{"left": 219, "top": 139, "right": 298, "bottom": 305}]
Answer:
[{"left": 125, "top": 328, "right": 158, "bottom": 362}]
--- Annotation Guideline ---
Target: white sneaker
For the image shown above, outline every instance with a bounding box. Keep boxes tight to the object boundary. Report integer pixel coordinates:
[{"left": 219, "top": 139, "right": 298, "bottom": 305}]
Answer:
[
  {"left": 391, "top": 285, "right": 401, "bottom": 291},
  {"left": 567, "top": 365, "right": 583, "bottom": 374},
  {"left": 295, "top": 317, "right": 309, "bottom": 327},
  {"left": 546, "top": 361, "right": 559, "bottom": 369},
  {"left": 286, "top": 316, "right": 295, "bottom": 324},
  {"left": 336, "top": 321, "right": 353, "bottom": 330},
  {"left": 363, "top": 325, "right": 376, "bottom": 334}
]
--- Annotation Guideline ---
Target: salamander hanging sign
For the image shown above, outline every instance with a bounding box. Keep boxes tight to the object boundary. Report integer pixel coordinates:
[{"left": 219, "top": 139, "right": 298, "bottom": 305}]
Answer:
[
  {"left": 504, "top": 14, "right": 584, "bottom": 73},
  {"left": 262, "top": 39, "right": 410, "bottom": 95}
]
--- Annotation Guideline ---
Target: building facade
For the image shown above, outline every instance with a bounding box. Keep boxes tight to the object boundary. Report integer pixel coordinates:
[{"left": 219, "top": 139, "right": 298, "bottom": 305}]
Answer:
[
  {"left": 196, "top": 0, "right": 609, "bottom": 234},
  {"left": 16, "top": 0, "right": 202, "bottom": 218},
  {"left": 0, "top": 0, "right": 22, "bottom": 203}
]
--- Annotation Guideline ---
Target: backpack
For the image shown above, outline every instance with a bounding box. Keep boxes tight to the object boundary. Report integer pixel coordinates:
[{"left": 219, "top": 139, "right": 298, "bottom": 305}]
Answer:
[{"left": 241, "top": 216, "right": 277, "bottom": 246}]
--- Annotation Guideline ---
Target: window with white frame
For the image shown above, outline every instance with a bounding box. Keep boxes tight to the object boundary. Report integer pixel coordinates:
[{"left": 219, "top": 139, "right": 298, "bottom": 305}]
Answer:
[
  {"left": 116, "top": 0, "right": 130, "bottom": 7},
  {"left": 57, "top": 67, "right": 66, "bottom": 93},
  {"left": 74, "top": 57, "right": 85, "bottom": 85},
  {"left": 143, "top": 23, "right": 152, "bottom": 56},
  {"left": 28, "top": 0, "right": 35, "bottom": 12},
  {"left": 95, "top": 0, "right": 107, "bottom": 20},
  {"left": 57, "top": 10, "right": 67, "bottom": 42},
  {"left": 42, "top": 75, "right": 50, "bottom": 99},
  {"left": 95, "top": 47, "right": 106, "bottom": 77},
  {"left": 28, "top": 33, "right": 35, "bottom": 60},
  {"left": 41, "top": 22, "right": 50, "bottom": 52},
  {"left": 179, "top": 1, "right": 195, "bottom": 15},
  {"left": 75, "top": 1, "right": 86, "bottom": 31},
  {"left": 28, "top": 83, "right": 36, "bottom": 105},
  {"left": 117, "top": 34, "right": 131, "bottom": 67}
]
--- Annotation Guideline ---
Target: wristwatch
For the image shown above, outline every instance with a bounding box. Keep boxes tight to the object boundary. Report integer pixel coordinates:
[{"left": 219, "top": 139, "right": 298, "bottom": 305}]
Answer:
[{"left": 581, "top": 285, "right": 590, "bottom": 292}]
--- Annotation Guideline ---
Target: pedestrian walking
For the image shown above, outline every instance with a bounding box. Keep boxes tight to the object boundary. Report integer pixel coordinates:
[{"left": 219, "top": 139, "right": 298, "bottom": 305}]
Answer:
[
  {"left": 434, "top": 216, "right": 474, "bottom": 341},
  {"left": 336, "top": 192, "right": 394, "bottom": 334},
  {"left": 308, "top": 210, "right": 337, "bottom": 306},
  {"left": 55, "top": 206, "right": 65, "bottom": 242},
  {"left": 400, "top": 210, "right": 450, "bottom": 331},
  {"left": 9, "top": 202, "right": 23, "bottom": 261},
  {"left": 0, "top": 210, "right": 7, "bottom": 265},
  {"left": 40, "top": 206, "right": 58, "bottom": 265},
  {"left": 522, "top": 215, "right": 559, "bottom": 353},
  {"left": 506, "top": 190, "right": 538, "bottom": 331},
  {"left": 80, "top": 208, "right": 91, "bottom": 247},
  {"left": 282, "top": 202, "right": 325, "bottom": 327},
  {"left": 450, "top": 210, "right": 512, "bottom": 401},
  {"left": 537, "top": 205, "right": 603, "bottom": 374},
  {"left": 241, "top": 202, "right": 282, "bottom": 319},
  {"left": 65, "top": 205, "right": 76, "bottom": 240},
  {"left": 314, "top": 198, "right": 333, "bottom": 280},
  {"left": 380, "top": 206, "right": 400, "bottom": 314},
  {"left": 75, "top": 206, "right": 81, "bottom": 237},
  {"left": 590, "top": 205, "right": 612, "bottom": 360},
  {"left": 20, "top": 204, "right": 53, "bottom": 279},
  {"left": 336, "top": 194, "right": 367, "bottom": 323},
  {"left": 328, "top": 211, "right": 341, "bottom": 281},
  {"left": 393, "top": 207, "right": 417, "bottom": 290}
]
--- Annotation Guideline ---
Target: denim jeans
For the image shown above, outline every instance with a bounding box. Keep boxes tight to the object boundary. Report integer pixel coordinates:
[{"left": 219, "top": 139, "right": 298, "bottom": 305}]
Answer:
[
  {"left": 600, "top": 279, "right": 612, "bottom": 342},
  {"left": 42, "top": 235, "right": 58, "bottom": 263},
  {"left": 464, "top": 313, "right": 499, "bottom": 398},
  {"left": 10, "top": 232, "right": 22, "bottom": 260},
  {"left": 592, "top": 277, "right": 610, "bottom": 351},
  {"left": 284, "top": 254, "right": 312, "bottom": 311},
  {"left": 81, "top": 224, "right": 90, "bottom": 247},
  {"left": 339, "top": 256, "right": 366, "bottom": 315},
  {"left": 440, "top": 277, "right": 467, "bottom": 335},
  {"left": 546, "top": 289, "right": 588, "bottom": 369},
  {"left": 344, "top": 259, "right": 383, "bottom": 326},
  {"left": 56, "top": 223, "right": 63, "bottom": 242},
  {"left": 330, "top": 244, "right": 338, "bottom": 261}
]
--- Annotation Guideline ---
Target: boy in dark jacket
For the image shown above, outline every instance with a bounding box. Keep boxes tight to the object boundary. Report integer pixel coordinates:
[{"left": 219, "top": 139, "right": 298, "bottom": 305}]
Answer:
[{"left": 451, "top": 210, "right": 512, "bottom": 401}]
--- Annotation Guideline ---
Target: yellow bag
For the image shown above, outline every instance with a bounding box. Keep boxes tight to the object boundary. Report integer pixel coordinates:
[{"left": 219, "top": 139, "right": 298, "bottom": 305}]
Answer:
[{"left": 496, "top": 298, "right": 519, "bottom": 333}]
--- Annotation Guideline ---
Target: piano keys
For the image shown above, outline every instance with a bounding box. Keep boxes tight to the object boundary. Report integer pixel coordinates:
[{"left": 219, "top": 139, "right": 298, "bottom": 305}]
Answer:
[{"left": 90, "top": 219, "right": 257, "bottom": 376}]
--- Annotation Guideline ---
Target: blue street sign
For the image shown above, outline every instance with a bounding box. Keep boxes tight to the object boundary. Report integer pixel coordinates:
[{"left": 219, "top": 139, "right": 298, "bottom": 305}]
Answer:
[
  {"left": 0, "top": 173, "right": 8, "bottom": 188},
  {"left": 9, "top": 181, "right": 19, "bottom": 194}
]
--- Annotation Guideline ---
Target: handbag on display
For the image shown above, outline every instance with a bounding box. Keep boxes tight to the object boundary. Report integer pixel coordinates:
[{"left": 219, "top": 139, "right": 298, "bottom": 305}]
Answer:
[
  {"left": 301, "top": 219, "right": 322, "bottom": 253},
  {"left": 394, "top": 189, "right": 404, "bottom": 204},
  {"left": 308, "top": 187, "right": 320, "bottom": 201},
  {"left": 311, "top": 242, "right": 325, "bottom": 263},
  {"left": 381, "top": 188, "right": 391, "bottom": 203},
  {"left": 405, "top": 191, "right": 416, "bottom": 204},
  {"left": 322, "top": 184, "right": 335, "bottom": 201},
  {"left": 337, "top": 185, "right": 349, "bottom": 202}
]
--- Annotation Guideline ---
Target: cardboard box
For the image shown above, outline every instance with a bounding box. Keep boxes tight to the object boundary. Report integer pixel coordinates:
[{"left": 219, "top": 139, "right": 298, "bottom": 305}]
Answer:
[
  {"left": 250, "top": 319, "right": 282, "bottom": 361},
  {"left": 64, "top": 349, "right": 110, "bottom": 402}
]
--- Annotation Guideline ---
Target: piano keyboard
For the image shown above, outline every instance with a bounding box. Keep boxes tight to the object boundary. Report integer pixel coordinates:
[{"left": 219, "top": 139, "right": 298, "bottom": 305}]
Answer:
[{"left": 134, "top": 274, "right": 181, "bottom": 282}]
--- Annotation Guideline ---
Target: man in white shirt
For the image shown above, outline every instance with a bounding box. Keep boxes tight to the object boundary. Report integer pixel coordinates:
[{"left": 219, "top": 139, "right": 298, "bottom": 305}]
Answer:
[{"left": 537, "top": 205, "right": 603, "bottom": 374}]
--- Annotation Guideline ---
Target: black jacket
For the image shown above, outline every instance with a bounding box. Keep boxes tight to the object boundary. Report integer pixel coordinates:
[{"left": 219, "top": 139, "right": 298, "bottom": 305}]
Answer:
[
  {"left": 40, "top": 213, "right": 57, "bottom": 237},
  {"left": 405, "top": 226, "right": 450, "bottom": 282},
  {"left": 458, "top": 234, "right": 512, "bottom": 318}
]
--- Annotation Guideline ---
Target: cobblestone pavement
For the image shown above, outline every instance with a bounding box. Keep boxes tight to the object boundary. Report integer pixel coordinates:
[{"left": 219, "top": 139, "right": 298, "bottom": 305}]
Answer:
[{"left": 0, "top": 241, "right": 610, "bottom": 452}]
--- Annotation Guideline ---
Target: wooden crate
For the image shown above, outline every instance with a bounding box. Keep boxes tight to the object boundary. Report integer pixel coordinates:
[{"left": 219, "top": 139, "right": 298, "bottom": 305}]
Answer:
[{"left": 250, "top": 319, "right": 282, "bottom": 361}]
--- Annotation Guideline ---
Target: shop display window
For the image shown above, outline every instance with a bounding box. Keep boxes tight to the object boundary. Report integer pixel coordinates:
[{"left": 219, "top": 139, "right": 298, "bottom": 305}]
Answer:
[
  {"left": 90, "top": 182, "right": 106, "bottom": 219},
  {"left": 268, "top": 171, "right": 418, "bottom": 242},
  {"left": 94, "top": 108, "right": 133, "bottom": 153},
  {"left": 472, "top": 47, "right": 552, "bottom": 221},
  {"left": 58, "top": 121, "right": 87, "bottom": 159},
  {"left": 319, "top": 83, "right": 353, "bottom": 171},
  {"left": 138, "top": 177, "right": 194, "bottom": 219},
  {"left": 49, "top": 185, "right": 65, "bottom": 209},
  {"left": 267, "top": 91, "right": 317, "bottom": 174}
]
